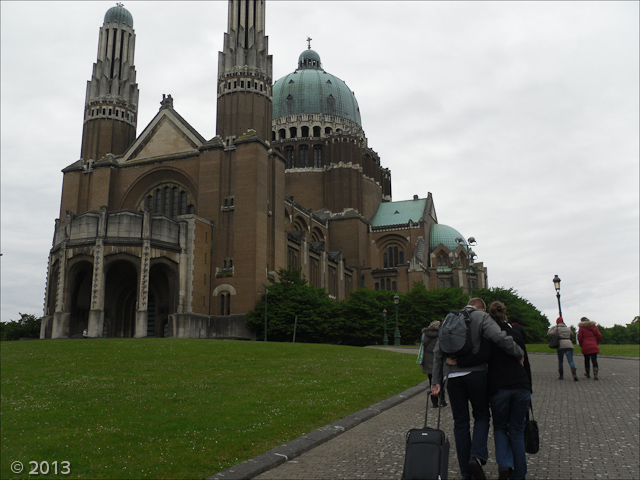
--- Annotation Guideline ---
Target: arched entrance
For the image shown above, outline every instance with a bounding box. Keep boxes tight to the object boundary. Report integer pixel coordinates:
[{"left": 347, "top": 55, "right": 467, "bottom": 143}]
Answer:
[
  {"left": 67, "top": 259, "right": 93, "bottom": 338},
  {"left": 104, "top": 259, "right": 138, "bottom": 338},
  {"left": 147, "top": 262, "right": 177, "bottom": 337}
]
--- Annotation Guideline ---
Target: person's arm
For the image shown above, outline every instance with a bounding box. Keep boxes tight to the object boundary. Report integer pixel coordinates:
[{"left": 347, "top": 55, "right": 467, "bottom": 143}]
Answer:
[
  {"left": 482, "top": 314, "right": 523, "bottom": 360},
  {"left": 524, "top": 351, "right": 533, "bottom": 392},
  {"left": 455, "top": 335, "right": 491, "bottom": 368},
  {"left": 595, "top": 327, "right": 602, "bottom": 343},
  {"left": 431, "top": 339, "right": 444, "bottom": 385}
]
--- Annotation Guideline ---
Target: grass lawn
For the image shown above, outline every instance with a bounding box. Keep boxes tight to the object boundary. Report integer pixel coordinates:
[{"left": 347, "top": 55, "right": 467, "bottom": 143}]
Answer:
[
  {"left": 1, "top": 339, "right": 424, "bottom": 480},
  {"left": 526, "top": 343, "right": 640, "bottom": 357}
]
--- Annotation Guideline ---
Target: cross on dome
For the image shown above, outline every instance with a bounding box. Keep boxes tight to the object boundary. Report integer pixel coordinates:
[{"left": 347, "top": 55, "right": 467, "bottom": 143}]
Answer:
[{"left": 306, "top": 37, "right": 312, "bottom": 50}]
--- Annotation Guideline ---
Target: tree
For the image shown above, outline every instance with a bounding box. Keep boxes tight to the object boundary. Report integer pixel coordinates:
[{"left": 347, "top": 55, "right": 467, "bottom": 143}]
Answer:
[
  {"left": 0, "top": 313, "right": 41, "bottom": 341},
  {"left": 339, "top": 288, "right": 401, "bottom": 346},
  {"left": 245, "top": 268, "right": 341, "bottom": 343},
  {"left": 473, "top": 287, "right": 550, "bottom": 343}
]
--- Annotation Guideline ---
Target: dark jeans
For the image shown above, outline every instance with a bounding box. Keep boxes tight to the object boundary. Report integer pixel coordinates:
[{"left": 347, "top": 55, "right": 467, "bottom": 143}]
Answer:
[
  {"left": 490, "top": 388, "right": 531, "bottom": 479},
  {"left": 447, "top": 371, "right": 490, "bottom": 479},
  {"left": 557, "top": 348, "right": 575, "bottom": 371},
  {"left": 584, "top": 353, "right": 599, "bottom": 370}
]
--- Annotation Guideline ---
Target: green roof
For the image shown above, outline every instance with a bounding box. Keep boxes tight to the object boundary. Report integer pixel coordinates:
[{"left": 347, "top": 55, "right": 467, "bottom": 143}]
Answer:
[
  {"left": 273, "top": 50, "right": 361, "bottom": 125},
  {"left": 429, "top": 224, "right": 466, "bottom": 253},
  {"left": 370, "top": 198, "right": 428, "bottom": 227},
  {"left": 104, "top": 5, "right": 133, "bottom": 28}
]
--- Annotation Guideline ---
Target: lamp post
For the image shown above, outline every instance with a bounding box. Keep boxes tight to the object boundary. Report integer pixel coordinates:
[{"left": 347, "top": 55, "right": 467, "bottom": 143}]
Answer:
[
  {"left": 455, "top": 236, "right": 477, "bottom": 299},
  {"left": 258, "top": 283, "right": 269, "bottom": 342},
  {"left": 393, "top": 293, "right": 401, "bottom": 346},
  {"left": 553, "top": 275, "right": 562, "bottom": 319},
  {"left": 382, "top": 308, "right": 388, "bottom": 345}
]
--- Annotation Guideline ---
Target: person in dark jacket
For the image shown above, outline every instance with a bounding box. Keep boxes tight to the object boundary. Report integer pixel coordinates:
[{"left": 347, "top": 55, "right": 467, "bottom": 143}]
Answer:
[
  {"left": 578, "top": 317, "right": 603, "bottom": 380},
  {"left": 453, "top": 301, "right": 532, "bottom": 480},
  {"left": 431, "top": 298, "right": 524, "bottom": 480},
  {"left": 419, "top": 321, "right": 447, "bottom": 407},
  {"left": 509, "top": 316, "right": 527, "bottom": 343}
]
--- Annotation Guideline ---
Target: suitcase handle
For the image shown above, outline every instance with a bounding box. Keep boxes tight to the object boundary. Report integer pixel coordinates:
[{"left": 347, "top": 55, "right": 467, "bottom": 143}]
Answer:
[{"left": 426, "top": 377, "right": 447, "bottom": 430}]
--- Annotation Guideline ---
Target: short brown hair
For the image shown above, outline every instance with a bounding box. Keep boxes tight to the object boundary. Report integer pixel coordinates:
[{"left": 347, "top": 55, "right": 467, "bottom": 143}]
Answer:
[{"left": 468, "top": 298, "right": 486, "bottom": 311}]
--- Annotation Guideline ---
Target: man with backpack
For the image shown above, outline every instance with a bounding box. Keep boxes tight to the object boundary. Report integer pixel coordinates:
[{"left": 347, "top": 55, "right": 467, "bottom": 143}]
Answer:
[{"left": 430, "top": 298, "right": 524, "bottom": 480}]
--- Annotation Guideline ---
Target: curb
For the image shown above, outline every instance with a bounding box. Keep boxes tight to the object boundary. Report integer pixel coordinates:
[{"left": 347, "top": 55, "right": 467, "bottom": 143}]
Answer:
[{"left": 205, "top": 380, "right": 430, "bottom": 480}]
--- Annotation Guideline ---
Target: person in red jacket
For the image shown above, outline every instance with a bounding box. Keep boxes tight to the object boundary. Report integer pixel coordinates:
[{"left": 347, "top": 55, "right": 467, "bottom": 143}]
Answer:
[{"left": 578, "top": 317, "right": 603, "bottom": 380}]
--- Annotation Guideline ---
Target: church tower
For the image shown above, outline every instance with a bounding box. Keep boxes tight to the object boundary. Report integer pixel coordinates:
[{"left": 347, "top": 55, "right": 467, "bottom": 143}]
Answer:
[
  {"left": 80, "top": 3, "right": 139, "bottom": 161},
  {"left": 216, "top": 0, "right": 273, "bottom": 141}
]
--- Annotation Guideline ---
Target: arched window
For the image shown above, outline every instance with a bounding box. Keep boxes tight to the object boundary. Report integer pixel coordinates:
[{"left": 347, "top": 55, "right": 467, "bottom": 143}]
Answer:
[
  {"left": 313, "top": 126, "right": 321, "bottom": 137},
  {"left": 278, "top": 128, "right": 286, "bottom": 140},
  {"left": 285, "top": 147, "right": 295, "bottom": 169},
  {"left": 301, "top": 126, "right": 310, "bottom": 137},
  {"left": 289, "top": 127, "right": 297, "bottom": 138},
  {"left": 437, "top": 254, "right": 448, "bottom": 267},
  {"left": 300, "top": 146, "right": 309, "bottom": 167},
  {"left": 220, "top": 292, "right": 231, "bottom": 316},
  {"left": 313, "top": 146, "right": 322, "bottom": 168},
  {"left": 384, "top": 245, "right": 404, "bottom": 268},
  {"left": 141, "top": 184, "right": 193, "bottom": 219}
]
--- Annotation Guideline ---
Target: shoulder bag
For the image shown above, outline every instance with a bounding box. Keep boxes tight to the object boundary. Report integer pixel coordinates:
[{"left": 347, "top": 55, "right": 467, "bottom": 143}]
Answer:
[{"left": 524, "top": 400, "right": 540, "bottom": 454}]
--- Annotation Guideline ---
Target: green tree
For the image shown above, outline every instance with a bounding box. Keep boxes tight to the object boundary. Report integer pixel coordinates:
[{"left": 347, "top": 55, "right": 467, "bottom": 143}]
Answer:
[
  {"left": 0, "top": 313, "right": 41, "bottom": 341},
  {"left": 402, "top": 284, "right": 469, "bottom": 344},
  {"left": 245, "top": 269, "right": 340, "bottom": 343},
  {"left": 473, "top": 287, "right": 550, "bottom": 343},
  {"left": 339, "top": 288, "right": 401, "bottom": 346}
]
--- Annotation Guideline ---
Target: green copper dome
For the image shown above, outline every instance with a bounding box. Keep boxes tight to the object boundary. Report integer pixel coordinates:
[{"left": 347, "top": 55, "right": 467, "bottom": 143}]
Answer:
[
  {"left": 104, "top": 4, "right": 133, "bottom": 28},
  {"left": 273, "top": 50, "right": 362, "bottom": 126},
  {"left": 429, "top": 224, "right": 467, "bottom": 253}
]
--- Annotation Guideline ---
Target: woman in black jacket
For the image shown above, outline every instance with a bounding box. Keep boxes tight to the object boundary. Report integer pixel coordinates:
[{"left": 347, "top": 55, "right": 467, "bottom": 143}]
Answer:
[{"left": 450, "top": 301, "right": 532, "bottom": 480}]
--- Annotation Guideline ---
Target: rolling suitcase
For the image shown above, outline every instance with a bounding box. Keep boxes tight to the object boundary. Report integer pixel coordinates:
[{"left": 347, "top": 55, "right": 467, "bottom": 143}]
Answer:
[{"left": 401, "top": 391, "right": 450, "bottom": 480}]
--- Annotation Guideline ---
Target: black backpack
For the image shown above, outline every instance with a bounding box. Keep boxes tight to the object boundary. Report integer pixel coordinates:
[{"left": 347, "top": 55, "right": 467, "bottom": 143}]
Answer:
[{"left": 438, "top": 309, "right": 473, "bottom": 357}]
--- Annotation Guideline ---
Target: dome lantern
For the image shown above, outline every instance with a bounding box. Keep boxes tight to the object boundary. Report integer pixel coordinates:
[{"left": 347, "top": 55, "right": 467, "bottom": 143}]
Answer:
[{"left": 104, "top": 3, "right": 133, "bottom": 28}]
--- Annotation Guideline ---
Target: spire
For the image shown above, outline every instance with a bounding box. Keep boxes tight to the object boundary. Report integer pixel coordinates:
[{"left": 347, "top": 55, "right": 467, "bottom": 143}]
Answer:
[
  {"left": 80, "top": 3, "right": 139, "bottom": 161},
  {"left": 216, "top": 0, "right": 273, "bottom": 141}
]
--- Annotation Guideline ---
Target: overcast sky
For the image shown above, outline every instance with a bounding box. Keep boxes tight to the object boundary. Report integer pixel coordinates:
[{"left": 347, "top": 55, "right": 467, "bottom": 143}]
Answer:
[{"left": 1, "top": 1, "right": 638, "bottom": 329}]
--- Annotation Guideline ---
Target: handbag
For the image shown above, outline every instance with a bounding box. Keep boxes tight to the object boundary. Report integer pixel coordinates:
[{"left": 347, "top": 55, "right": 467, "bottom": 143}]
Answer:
[
  {"left": 548, "top": 326, "right": 560, "bottom": 349},
  {"left": 416, "top": 337, "right": 434, "bottom": 365},
  {"left": 524, "top": 401, "right": 539, "bottom": 454}
]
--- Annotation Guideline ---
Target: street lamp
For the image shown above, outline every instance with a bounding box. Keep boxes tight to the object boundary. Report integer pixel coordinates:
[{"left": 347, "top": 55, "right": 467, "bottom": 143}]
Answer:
[
  {"left": 553, "top": 275, "right": 562, "bottom": 319},
  {"left": 382, "top": 308, "right": 388, "bottom": 345},
  {"left": 258, "top": 283, "right": 269, "bottom": 342},
  {"left": 393, "top": 293, "right": 401, "bottom": 346},
  {"left": 455, "top": 236, "right": 477, "bottom": 299}
]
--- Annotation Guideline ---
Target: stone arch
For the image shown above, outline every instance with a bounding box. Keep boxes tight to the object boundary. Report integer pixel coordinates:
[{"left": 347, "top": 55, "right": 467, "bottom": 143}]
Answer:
[
  {"left": 148, "top": 260, "right": 178, "bottom": 337},
  {"left": 119, "top": 167, "right": 198, "bottom": 212},
  {"left": 310, "top": 227, "right": 324, "bottom": 243},
  {"left": 377, "top": 234, "right": 409, "bottom": 269},
  {"left": 46, "top": 259, "right": 60, "bottom": 317},
  {"left": 292, "top": 216, "right": 309, "bottom": 232},
  {"left": 66, "top": 257, "right": 93, "bottom": 338},
  {"left": 103, "top": 257, "right": 139, "bottom": 338},
  {"left": 213, "top": 284, "right": 237, "bottom": 316},
  {"left": 212, "top": 284, "right": 237, "bottom": 296}
]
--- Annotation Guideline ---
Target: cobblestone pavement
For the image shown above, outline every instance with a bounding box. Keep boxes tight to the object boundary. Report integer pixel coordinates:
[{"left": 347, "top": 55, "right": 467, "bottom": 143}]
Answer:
[{"left": 250, "top": 353, "right": 639, "bottom": 480}]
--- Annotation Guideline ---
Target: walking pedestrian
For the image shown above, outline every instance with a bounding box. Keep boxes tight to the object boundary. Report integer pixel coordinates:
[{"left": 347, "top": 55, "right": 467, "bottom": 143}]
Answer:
[
  {"left": 454, "top": 301, "right": 533, "bottom": 480},
  {"left": 578, "top": 317, "right": 602, "bottom": 380},
  {"left": 419, "top": 321, "right": 447, "bottom": 407},
  {"left": 431, "top": 298, "right": 524, "bottom": 480},
  {"left": 548, "top": 317, "right": 578, "bottom": 381}
]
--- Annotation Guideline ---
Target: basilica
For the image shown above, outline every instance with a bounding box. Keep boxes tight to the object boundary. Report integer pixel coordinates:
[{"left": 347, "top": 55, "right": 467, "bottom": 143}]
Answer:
[{"left": 40, "top": 1, "right": 487, "bottom": 340}]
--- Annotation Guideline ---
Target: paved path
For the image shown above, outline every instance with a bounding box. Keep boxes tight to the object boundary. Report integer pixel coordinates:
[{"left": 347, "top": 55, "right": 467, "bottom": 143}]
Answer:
[{"left": 212, "top": 353, "right": 639, "bottom": 480}]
